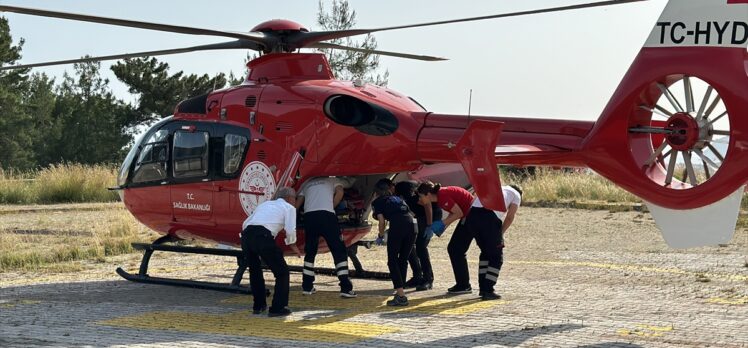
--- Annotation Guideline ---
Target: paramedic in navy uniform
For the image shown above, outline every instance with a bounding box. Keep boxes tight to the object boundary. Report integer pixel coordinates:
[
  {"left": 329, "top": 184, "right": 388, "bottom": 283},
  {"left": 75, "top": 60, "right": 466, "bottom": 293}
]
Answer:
[
  {"left": 296, "top": 176, "right": 357, "bottom": 298},
  {"left": 372, "top": 179, "right": 417, "bottom": 306},
  {"left": 241, "top": 186, "right": 301, "bottom": 317}
]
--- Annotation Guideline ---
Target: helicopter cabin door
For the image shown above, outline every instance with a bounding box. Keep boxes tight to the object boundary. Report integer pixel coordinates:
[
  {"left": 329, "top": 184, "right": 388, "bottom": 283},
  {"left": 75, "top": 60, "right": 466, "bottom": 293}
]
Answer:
[{"left": 170, "top": 123, "right": 215, "bottom": 224}]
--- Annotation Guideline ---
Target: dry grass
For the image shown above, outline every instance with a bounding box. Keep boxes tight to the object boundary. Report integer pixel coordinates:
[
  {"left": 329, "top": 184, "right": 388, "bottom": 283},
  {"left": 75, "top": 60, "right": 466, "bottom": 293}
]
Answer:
[
  {"left": 0, "top": 164, "right": 119, "bottom": 204},
  {"left": 509, "top": 168, "right": 639, "bottom": 203},
  {"left": 0, "top": 208, "right": 158, "bottom": 271}
]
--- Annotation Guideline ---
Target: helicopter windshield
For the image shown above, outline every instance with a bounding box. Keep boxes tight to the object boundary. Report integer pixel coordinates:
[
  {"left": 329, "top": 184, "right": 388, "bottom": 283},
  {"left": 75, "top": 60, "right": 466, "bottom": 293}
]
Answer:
[{"left": 117, "top": 117, "right": 173, "bottom": 187}]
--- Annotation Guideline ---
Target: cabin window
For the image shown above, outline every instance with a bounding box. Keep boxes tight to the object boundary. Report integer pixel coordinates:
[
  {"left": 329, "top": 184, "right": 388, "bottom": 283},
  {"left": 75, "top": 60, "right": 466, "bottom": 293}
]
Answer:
[
  {"left": 131, "top": 130, "right": 169, "bottom": 184},
  {"left": 173, "top": 131, "right": 209, "bottom": 178},
  {"left": 223, "top": 134, "right": 248, "bottom": 175}
]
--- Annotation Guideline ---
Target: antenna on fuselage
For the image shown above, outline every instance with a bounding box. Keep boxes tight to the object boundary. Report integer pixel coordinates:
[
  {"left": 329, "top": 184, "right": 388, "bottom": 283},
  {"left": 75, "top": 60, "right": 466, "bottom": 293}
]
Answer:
[{"left": 468, "top": 89, "right": 473, "bottom": 116}]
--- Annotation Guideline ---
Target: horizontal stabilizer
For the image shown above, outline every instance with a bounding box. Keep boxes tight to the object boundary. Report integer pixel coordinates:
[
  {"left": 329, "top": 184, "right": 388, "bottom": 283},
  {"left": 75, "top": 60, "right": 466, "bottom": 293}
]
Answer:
[{"left": 646, "top": 186, "right": 744, "bottom": 248}]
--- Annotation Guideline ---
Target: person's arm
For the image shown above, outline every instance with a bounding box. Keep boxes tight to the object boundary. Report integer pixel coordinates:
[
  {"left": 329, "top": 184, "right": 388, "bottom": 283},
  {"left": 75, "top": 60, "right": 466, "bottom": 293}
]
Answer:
[
  {"left": 283, "top": 204, "right": 301, "bottom": 257},
  {"left": 443, "top": 205, "right": 464, "bottom": 228},
  {"left": 377, "top": 214, "right": 387, "bottom": 237},
  {"left": 283, "top": 204, "right": 297, "bottom": 245},
  {"left": 295, "top": 195, "right": 305, "bottom": 210},
  {"left": 333, "top": 184, "right": 344, "bottom": 207},
  {"left": 502, "top": 204, "right": 519, "bottom": 234},
  {"left": 422, "top": 200, "right": 434, "bottom": 226}
]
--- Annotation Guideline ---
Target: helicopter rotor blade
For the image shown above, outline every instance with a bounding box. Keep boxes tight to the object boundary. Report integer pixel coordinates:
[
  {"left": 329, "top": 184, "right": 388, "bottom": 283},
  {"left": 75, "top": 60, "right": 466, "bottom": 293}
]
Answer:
[
  {"left": 291, "top": 0, "right": 647, "bottom": 48},
  {"left": 0, "top": 40, "right": 260, "bottom": 71},
  {"left": 309, "top": 42, "right": 447, "bottom": 61},
  {"left": 0, "top": 5, "right": 269, "bottom": 46}
]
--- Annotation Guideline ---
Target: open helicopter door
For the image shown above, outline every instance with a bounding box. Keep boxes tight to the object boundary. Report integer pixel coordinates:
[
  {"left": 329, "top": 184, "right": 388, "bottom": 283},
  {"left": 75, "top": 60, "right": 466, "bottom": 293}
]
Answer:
[{"left": 170, "top": 123, "right": 215, "bottom": 225}]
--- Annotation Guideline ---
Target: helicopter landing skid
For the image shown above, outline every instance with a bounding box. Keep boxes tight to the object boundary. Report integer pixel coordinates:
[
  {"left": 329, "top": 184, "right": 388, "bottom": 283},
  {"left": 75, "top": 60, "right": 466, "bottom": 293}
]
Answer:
[
  {"left": 116, "top": 235, "right": 253, "bottom": 294},
  {"left": 116, "top": 237, "right": 390, "bottom": 294}
]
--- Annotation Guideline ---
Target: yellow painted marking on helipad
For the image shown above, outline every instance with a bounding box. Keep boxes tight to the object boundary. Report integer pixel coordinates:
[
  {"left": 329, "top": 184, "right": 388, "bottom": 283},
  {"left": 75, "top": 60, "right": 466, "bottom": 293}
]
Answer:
[
  {"left": 511, "top": 260, "right": 748, "bottom": 282},
  {"left": 223, "top": 292, "right": 502, "bottom": 316},
  {"left": 617, "top": 324, "right": 673, "bottom": 338},
  {"left": 100, "top": 309, "right": 398, "bottom": 343},
  {"left": 300, "top": 321, "right": 398, "bottom": 337},
  {"left": 0, "top": 299, "right": 40, "bottom": 308},
  {"left": 707, "top": 296, "right": 748, "bottom": 305},
  {"left": 387, "top": 298, "right": 503, "bottom": 315},
  {"left": 103, "top": 292, "right": 502, "bottom": 343},
  {"left": 223, "top": 290, "right": 385, "bottom": 309}
]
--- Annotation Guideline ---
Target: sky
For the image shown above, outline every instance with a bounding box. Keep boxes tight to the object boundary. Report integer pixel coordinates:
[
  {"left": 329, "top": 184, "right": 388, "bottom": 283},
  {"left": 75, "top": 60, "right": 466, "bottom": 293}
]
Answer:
[{"left": 1, "top": 0, "right": 669, "bottom": 120}]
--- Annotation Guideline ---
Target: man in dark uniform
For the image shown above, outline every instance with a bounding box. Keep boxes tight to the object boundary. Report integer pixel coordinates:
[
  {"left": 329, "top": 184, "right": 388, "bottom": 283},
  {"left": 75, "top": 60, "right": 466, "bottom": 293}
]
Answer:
[
  {"left": 296, "top": 177, "right": 357, "bottom": 298},
  {"left": 394, "top": 180, "right": 441, "bottom": 291}
]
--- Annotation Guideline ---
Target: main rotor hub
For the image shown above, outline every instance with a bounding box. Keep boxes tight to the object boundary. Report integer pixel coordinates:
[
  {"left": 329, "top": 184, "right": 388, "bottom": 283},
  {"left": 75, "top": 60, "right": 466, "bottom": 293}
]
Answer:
[
  {"left": 251, "top": 19, "right": 308, "bottom": 33},
  {"left": 665, "top": 112, "right": 700, "bottom": 151}
]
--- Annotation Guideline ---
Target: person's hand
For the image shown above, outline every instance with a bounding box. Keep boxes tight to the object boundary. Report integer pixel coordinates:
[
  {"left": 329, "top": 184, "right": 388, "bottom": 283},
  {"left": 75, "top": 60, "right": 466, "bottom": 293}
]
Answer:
[
  {"left": 431, "top": 220, "right": 446, "bottom": 237},
  {"left": 375, "top": 236, "right": 385, "bottom": 246},
  {"left": 422, "top": 226, "right": 434, "bottom": 242}
]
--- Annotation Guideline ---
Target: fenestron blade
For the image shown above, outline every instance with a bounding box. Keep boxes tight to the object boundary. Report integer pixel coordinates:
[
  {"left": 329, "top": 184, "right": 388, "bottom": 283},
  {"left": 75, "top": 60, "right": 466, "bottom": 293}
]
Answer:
[
  {"left": 291, "top": 0, "right": 647, "bottom": 48},
  {"left": 0, "top": 5, "right": 268, "bottom": 44},
  {"left": 309, "top": 42, "right": 447, "bottom": 61},
  {"left": 0, "top": 41, "right": 258, "bottom": 71}
]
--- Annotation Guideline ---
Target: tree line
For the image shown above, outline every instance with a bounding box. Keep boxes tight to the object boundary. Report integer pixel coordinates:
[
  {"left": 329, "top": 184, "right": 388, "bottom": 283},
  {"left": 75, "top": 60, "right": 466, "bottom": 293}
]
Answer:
[{"left": 0, "top": 0, "right": 386, "bottom": 170}]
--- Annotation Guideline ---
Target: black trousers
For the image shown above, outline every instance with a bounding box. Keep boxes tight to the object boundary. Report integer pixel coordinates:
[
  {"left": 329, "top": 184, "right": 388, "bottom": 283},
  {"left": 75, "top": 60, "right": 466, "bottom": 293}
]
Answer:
[
  {"left": 302, "top": 210, "right": 353, "bottom": 292},
  {"left": 387, "top": 215, "right": 417, "bottom": 289},
  {"left": 241, "top": 225, "right": 289, "bottom": 312},
  {"left": 447, "top": 207, "right": 504, "bottom": 292},
  {"left": 406, "top": 217, "right": 433, "bottom": 282}
]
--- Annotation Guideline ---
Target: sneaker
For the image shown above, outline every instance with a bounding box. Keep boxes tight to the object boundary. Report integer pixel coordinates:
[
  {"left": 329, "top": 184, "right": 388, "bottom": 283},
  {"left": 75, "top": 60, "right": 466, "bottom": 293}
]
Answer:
[
  {"left": 268, "top": 307, "right": 292, "bottom": 317},
  {"left": 447, "top": 285, "right": 472, "bottom": 294},
  {"left": 415, "top": 282, "right": 432, "bottom": 291},
  {"left": 481, "top": 291, "right": 501, "bottom": 301},
  {"left": 403, "top": 277, "right": 423, "bottom": 289},
  {"left": 252, "top": 306, "right": 267, "bottom": 315},
  {"left": 386, "top": 295, "right": 409, "bottom": 306},
  {"left": 302, "top": 288, "right": 317, "bottom": 295},
  {"left": 340, "top": 290, "right": 357, "bottom": 298}
]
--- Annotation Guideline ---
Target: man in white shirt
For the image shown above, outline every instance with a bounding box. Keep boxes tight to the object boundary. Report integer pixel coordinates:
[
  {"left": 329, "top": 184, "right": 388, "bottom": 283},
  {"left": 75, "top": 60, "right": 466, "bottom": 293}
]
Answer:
[
  {"left": 241, "top": 186, "right": 301, "bottom": 317},
  {"left": 470, "top": 184, "right": 522, "bottom": 300},
  {"left": 296, "top": 176, "right": 356, "bottom": 298}
]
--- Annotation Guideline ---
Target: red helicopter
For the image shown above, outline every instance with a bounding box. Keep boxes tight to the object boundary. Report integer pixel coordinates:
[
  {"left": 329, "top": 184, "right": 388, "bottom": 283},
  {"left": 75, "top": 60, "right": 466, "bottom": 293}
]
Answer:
[{"left": 2, "top": 0, "right": 746, "bottom": 293}]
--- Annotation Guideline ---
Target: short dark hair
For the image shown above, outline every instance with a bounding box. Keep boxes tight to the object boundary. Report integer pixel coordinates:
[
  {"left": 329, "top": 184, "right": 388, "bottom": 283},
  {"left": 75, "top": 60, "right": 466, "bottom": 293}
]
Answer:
[
  {"left": 509, "top": 184, "right": 523, "bottom": 197},
  {"left": 416, "top": 181, "right": 441, "bottom": 195},
  {"left": 375, "top": 178, "right": 393, "bottom": 196},
  {"left": 394, "top": 180, "right": 417, "bottom": 197}
]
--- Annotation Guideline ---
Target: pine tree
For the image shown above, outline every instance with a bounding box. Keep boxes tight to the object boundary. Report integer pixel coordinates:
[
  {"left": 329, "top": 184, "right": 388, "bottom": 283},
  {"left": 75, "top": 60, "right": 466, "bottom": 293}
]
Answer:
[
  {"left": 0, "top": 16, "right": 36, "bottom": 169},
  {"left": 112, "top": 57, "right": 232, "bottom": 122},
  {"left": 316, "top": 0, "right": 389, "bottom": 86}
]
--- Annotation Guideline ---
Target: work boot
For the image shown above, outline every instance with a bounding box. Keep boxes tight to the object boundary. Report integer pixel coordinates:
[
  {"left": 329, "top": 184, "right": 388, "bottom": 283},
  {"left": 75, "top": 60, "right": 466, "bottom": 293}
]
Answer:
[
  {"left": 340, "top": 289, "right": 357, "bottom": 298},
  {"left": 447, "top": 285, "right": 472, "bottom": 294},
  {"left": 386, "top": 295, "right": 409, "bottom": 306},
  {"left": 480, "top": 291, "right": 501, "bottom": 301},
  {"left": 252, "top": 306, "right": 267, "bottom": 315},
  {"left": 268, "top": 307, "right": 292, "bottom": 317},
  {"left": 403, "top": 277, "right": 424, "bottom": 289},
  {"left": 415, "top": 281, "right": 432, "bottom": 291}
]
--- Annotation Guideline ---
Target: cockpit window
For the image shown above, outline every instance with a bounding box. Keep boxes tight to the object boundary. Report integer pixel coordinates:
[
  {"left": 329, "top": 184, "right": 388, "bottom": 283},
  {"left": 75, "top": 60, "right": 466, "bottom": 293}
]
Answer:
[
  {"left": 173, "top": 131, "right": 210, "bottom": 178},
  {"left": 223, "top": 134, "right": 248, "bottom": 175},
  {"left": 131, "top": 129, "right": 169, "bottom": 184},
  {"left": 119, "top": 117, "right": 172, "bottom": 187}
]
